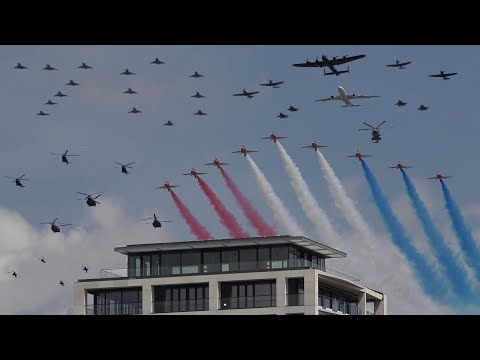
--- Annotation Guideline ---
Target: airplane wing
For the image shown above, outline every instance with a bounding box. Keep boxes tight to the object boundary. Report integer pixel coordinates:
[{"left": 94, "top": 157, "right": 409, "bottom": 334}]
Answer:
[
  {"left": 182, "top": 173, "right": 191, "bottom": 176},
  {"left": 250, "top": 91, "right": 259, "bottom": 95},
  {"left": 205, "top": 162, "right": 215, "bottom": 165},
  {"left": 427, "top": 177, "right": 437, "bottom": 179},
  {"left": 403, "top": 166, "right": 413, "bottom": 169},
  {"left": 443, "top": 176, "right": 453, "bottom": 179},
  {"left": 429, "top": 74, "right": 443, "bottom": 78},
  {"left": 348, "top": 95, "right": 380, "bottom": 99},
  {"left": 293, "top": 61, "right": 325, "bottom": 68},
  {"left": 362, "top": 155, "right": 372, "bottom": 157},
  {"left": 315, "top": 96, "right": 342, "bottom": 102},
  {"left": 247, "top": 150, "right": 258, "bottom": 153},
  {"left": 277, "top": 136, "right": 287, "bottom": 139},
  {"left": 261, "top": 137, "right": 271, "bottom": 140},
  {"left": 329, "top": 54, "right": 366, "bottom": 65},
  {"left": 233, "top": 93, "right": 246, "bottom": 96},
  {"left": 445, "top": 73, "right": 457, "bottom": 76},
  {"left": 346, "top": 155, "right": 357, "bottom": 157},
  {"left": 232, "top": 151, "right": 242, "bottom": 153},
  {"left": 197, "top": 172, "right": 207, "bottom": 175},
  {"left": 386, "top": 64, "right": 398, "bottom": 67}
]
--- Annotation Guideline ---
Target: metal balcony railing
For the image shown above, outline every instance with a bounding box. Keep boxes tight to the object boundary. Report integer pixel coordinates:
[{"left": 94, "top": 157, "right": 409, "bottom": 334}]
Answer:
[
  {"left": 153, "top": 299, "right": 209, "bottom": 313},
  {"left": 85, "top": 303, "right": 142, "bottom": 315},
  {"left": 220, "top": 295, "right": 276, "bottom": 310},
  {"left": 318, "top": 295, "right": 358, "bottom": 315}
]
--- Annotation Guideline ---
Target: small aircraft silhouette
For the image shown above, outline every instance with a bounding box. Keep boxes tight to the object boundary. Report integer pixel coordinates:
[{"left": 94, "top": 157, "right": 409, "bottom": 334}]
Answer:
[
  {"left": 277, "top": 112, "right": 288, "bottom": 118},
  {"left": 288, "top": 106, "right": 299, "bottom": 112},
  {"left": 50, "top": 150, "right": 80, "bottom": 165},
  {"left": 261, "top": 132, "right": 287, "bottom": 143},
  {"left": 37, "top": 111, "right": 50, "bottom": 116},
  {"left": 429, "top": 70, "right": 457, "bottom": 80},
  {"left": 66, "top": 80, "right": 80, "bottom": 86},
  {"left": 183, "top": 168, "right": 207, "bottom": 179},
  {"left": 43, "top": 64, "right": 57, "bottom": 71},
  {"left": 129, "top": 107, "right": 142, "bottom": 114},
  {"left": 121, "top": 69, "right": 135, "bottom": 75},
  {"left": 191, "top": 91, "right": 205, "bottom": 98},
  {"left": 233, "top": 89, "right": 259, "bottom": 99},
  {"left": 151, "top": 58, "right": 165, "bottom": 64},
  {"left": 141, "top": 214, "right": 172, "bottom": 228},
  {"left": 5, "top": 174, "right": 30, "bottom": 187},
  {"left": 358, "top": 121, "right": 386, "bottom": 143},
  {"left": 77, "top": 192, "right": 102, "bottom": 207},
  {"left": 418, "top": 104, "right": 429, "bottom": 111},
  {"left": 386, "top": 59, "right": 412, "bottom": 69},
  {"left": 115, "top": 162, "right": 135, "bottom": 174},
  {"left": 156, "top": 181, "right": 180, "bottom": 191},
  {"left": 347, "top": 150, "right": 372, "bottom": 160},
  {"left": 395, "top": 100, "right": 407, "bottom": 106},
  {"left": 389, "top": 161, "right": 413, "bottom": 172},
  {"left": 164, "top": 120, "right": 174, "bottom": 126},
  {"left": 40, "top": 257, "right": 46, "bottom": 264},
  {"left": 232, "top": 146, "right": 258, "bottom": 157},
  {"left": 194, "top": 110, "right": 207, "bottom": 116},
  {"left": 10, "top": 271, "right": 17, "bottom": 278},
  {"left": 428, "top": 172, "right": 452, "bottom": 181},
  {"left": 14, "top": 62, "right": 28, "bottom": 69},
  {"left": 44, "top": 100, "right": 57, "bottom": 106},
  {"left": 40, "top": 218, "right": 72, "bottom": 233},
  {"left": 302, "top": 141, "right": 328, "bottom": 152},
  {"left": 124, "top": 88, "right": 138, "bottom": 94},
  {"left": 59, "top": 281, "right": 64, "bottom": 286},
  {"left": 205, "top": 157, "right": 230, "bottom": 168},
  {"left": 78, "top": 62, "right": 93, "bottom": 69},
  {"left": 82, "top": 266, "right": 89, "bottom": 273},
  {"left": 190, "top": 71, "right": 204, "bottom": 78},
  {"left": 54, "top": 91, "right": 68, "bottom": 97},
  {"left": 259, "top": 80, "right": 284, "bottom": 88}
]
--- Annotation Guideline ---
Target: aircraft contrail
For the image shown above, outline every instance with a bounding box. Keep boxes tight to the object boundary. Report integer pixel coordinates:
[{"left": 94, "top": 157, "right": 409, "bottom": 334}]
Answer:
[
  {"left": 246, "top": 155, "right": 303, "bottom": 235},
  {"left": 276, "top": 142, "right": 337, "bottom": 245}
]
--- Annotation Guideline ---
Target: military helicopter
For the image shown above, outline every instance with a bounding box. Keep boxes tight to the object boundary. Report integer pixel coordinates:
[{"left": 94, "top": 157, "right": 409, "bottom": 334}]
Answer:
[
  {"left": 5, "top": 174, "right": 30, "bottom": 187},
  {"left": 50, "top": 150, "right": 80, "bottom": 165},
  {"left": 115, "top": 162, "right": 135, "bottom": 174},
  {"left": 358, "top": 121, "right": 386, "bottom": 143},
  {"left": 141, "top": 214, "right": 172, "bottom": 228},
  {"left": 77, "top": 192, "right": 102, "bottom": 207},
  {"left": 40, "top": 218, "right": 72, "bottom": 233}
]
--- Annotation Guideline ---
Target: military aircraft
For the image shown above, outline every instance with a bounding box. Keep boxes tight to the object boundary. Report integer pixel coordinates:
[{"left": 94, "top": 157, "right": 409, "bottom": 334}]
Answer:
[
  {"left": 316, "top": 86, "right": 380, "bottom": 107},
  {"left": 59, "top": 281, "right": 64, "bottom": 286},
  {"left": 261, "top": 132, "right": 287, "bottom": 143},
  {"left": 233, "top": 89, "right": 259, "bottom": 99},
  {"left": 358, "top": 121, "right": 386, "bottom": 143},
  {"left": 77, "top": 192, "right": 102, "bottom": 207},
  {"left": 302, "top": 141, "right": 327, "bottom": 152},
  {"left": 164, "top": 120, "right": 174, "bottom": 126},
  {"left": 277, "top": 112, "right": 288, "bottom": 118},
  {"left": 43, "top": 64, "right": 57, "bottom": 71},
  {"left": 190, "top": 71, "right": 204, "bottom": 78},
  {"left": 151, "top": 58, "right": 165, "bottom": 64},
  {"left": 40, "top": 218, "right": 72, "bottom": 233},
  {"left": 428, "top": 172, "right": 452, "bottom": 181},
  {"left": 50, "top": 150, "right": 80, "bottom": 165},
  {"left": 418, "top": 104, "right": 429, "bottom": 111},
  {"left": 194, "top": 110, "right": 207, "bottom": 116},
  {"left": 389, "top": 161, "right": 412, "bottom": 172},
  {"left": 183, "top": 168, "right": 207, "bottom": 179},
  {"left": 141, "top": 214, "right": 172, "bottom": 228},
  {"left": 395, "top": 100, "right": 407, "bottom": 107},
  {"left": 288, "top": 106, "right": 299, "bottom": 112},
  {"left": 78, "top": 62, "right": 93, "bottom": 69},
  {"left": 129, "top": 107, "right": 142, "bottom": 114},
  {"left": 121, "top": 69, "right": 135, "bottom": 75},
  {"left": 54, "top": 91, "right": 68, "bottom": 97},
  {"left": 232, "top": 146, "right": 258, "bottom": 157},
  {"left": 347, "top": 150, "right": 372, "bottom": 160},
  {"left": 14, "top": 63, "right": 28, "bottom": 69},
  {"left": 40, "top": 258, "right": 46, "bottom": 264},
  {"left": 191, "top": 91, "right": 205, "bottom": 98},
  {"left": 44, "top": 100, "right": 57, "bottom": 106},
  {"left": 82, "top": 266, "right": 89, "bottom": 273},
  {"left": 5, "top": 174, "right": 30, "bottom": 187},
  {"left": 156, "top": 181, "right": 180, "bottom": 191},
  {"left": 115, "top": 162, "right": 135, "bottom": 174},
  {"left": 259, "top": 80, "right": 284, "bottom": 88},
  {"left": 386, "top": 59, "right": 412, "bottom": 69},
  {"left": 37, "top": 111, "right": 50, "bottom": 116},
  {"left": 205, "top": 158, "right": 230, "bottom": 168},
  {"left": 66, "top": 80, "right": 80, "bottom": 86},
  {"left": 429, "top": 70, "right": 457, "bottom": 80},
  {"left": 124, "top": 88, "right": 138, "bottom": 94},
  {"left": 10, "top": 271, "right": 17, "bottom": 278},
  {"left": 293, "top": 54, "right": 366, "bottom": 76}
]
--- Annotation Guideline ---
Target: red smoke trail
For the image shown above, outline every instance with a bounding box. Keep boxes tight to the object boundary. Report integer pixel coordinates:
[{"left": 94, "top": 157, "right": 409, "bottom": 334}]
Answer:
[
  {"left": 196, "top": 176, "right": 250, "bottom": 238},
  {"left": 169, "top": 189, "right": 213, "bottom": 240},
  {"left": 219, "top": 167, "right": 276, "bottom": 236}
]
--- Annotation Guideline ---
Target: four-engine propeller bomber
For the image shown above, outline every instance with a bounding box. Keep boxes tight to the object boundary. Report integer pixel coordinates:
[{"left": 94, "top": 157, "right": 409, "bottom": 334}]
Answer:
[
  {"left": 262, "top": 132, "right": 287, "bottom": 143},
  {"left": 77, "top": 192, "right": 102, "bottom": 207},
  {"left": 428, "top": 172, "right": 453, "bottom": 181},
  {"left": 5, "top": 174, "right": 30, "bottom": 188},
  {"left": 233, "top": 146, "right": 258, "bottom": 157},
  {"left": 293, "top": 54, "right": 365, "bottom": 76},
  {"left": 40, "top": 218, "right": 72, "bottom": 233},
  {"left": 115, "top": 162, "right": 136, "bottom": 175},
  {"left": 183, "top": 168, "right": 207, "bottom": 179},
  {"left": 302, "top": 141, "right": 327, "bottom": 152},
  {"left": 141, "top": 214, "right": 172, "bottom": 228},
  {"left": 389, "top": 161, "right": 413, "bottom": 172},
  {"left": 205, "top": 158, "right": 230, "bottom": 168},
  {"left": 50, "top": 150, "right": 80, "bottom": 165},
  {"left": 358, "top": 121, "right": 386, "bottom": 143},
  {"left": 316, "top": 86, "right": 380, "bottom": 107}
]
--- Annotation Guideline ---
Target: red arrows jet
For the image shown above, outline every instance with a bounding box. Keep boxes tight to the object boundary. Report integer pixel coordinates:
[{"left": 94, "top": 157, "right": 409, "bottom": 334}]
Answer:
[
  {"left": 232, "top": 146, "right": 258, "bottom": 157},
  {"left": 302, "top": 141, "right": 328, "bottom": 152},
  {"left": 261, "top": 132, "right": 287, "bottom": 143}
]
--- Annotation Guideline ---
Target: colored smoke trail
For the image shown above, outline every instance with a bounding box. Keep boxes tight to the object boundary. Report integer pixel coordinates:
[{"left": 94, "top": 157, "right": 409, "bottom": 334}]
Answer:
[
  {"left": 169, "top": 190, "right": 213, "bottom": 241},
  {"left": 196, "top": 177, "right": 250, "bottom": 238},
  {"left": 276, "top": 142, "right": 337, "bottom": 244},
  {"left": 219, "top": 167, "right": 276, "bottom": 236},
  {"left": 360, "top": 159, "right": 448, "bottom": 302},
  {"left": 441, "top": 181, "right": 480, "bottom": 283},
  {"left": 402, "top": 172, "right": 475, "bottom": 301},
  {"left": 246, "top": 155, "right": 303, "bottom": 235}
]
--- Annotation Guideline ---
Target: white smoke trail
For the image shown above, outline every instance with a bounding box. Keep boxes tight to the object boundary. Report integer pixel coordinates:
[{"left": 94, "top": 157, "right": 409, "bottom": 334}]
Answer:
[
  {"left": 276, "top": 142, "right": 338, "bottom": 245},
  {"left": 246, "top": 155, "right": 303, "bottom": 235}
]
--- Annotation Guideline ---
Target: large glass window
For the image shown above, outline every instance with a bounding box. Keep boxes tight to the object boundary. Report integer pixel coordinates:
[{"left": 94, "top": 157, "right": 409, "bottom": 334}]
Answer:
[
  {"left": 152, "top": 254, "right": 160, "bottom": 276},
  {"left": 221, "top": 250, "right": 239, "bottom": 272},
  {"left": 288, "top": 247, "right": 300, "bottom": 268},
  {"left": 203, "top": 250, "right": 221, "bottom": 273},
  {"left": 258, "top": 247, "right": 271, "bottom": 270},
  {"left": 287, "top": 278, "right": 304, "bottom": 306},
  {"left": 142, "top": 255, "right": 151, "bottom": 276},
  {"left": 318, "top": 284, "right": 358, "bottom": 315},
  {"left": 161, "top": 252, "right": 181, "bottom": 275},
  {"left": 87, "top": 288, "right": 142, "bottom": 315},
  {"left": 135, "top": 256, "right": 141, "bottom": 277},
  {"left": 220, "top": 280, "right": 276, "bottom": 310},
  {"left": 153, "top": 284, "right": 208, "bottom": 313},
  {"left": 239, "top": 248, "right": 257, "bottom": 271},
  {"left": 181, "top": 251, "right": 201, "bottom": 274},
  {"left": 271, "top": 246, "right": 288, "bottom": 269}
]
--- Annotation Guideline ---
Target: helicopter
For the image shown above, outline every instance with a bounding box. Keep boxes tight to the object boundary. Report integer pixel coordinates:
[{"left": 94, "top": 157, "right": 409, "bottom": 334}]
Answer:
[
  {"left": 40, "top": 218, "right": 72, "bottom": 233},
  {"left": 50, "top": 150, "right": 80, "bottom": 165},
  {"left": 77, "top": 192, "right": 102, "bottom": 207},
  {"left": 5, "top": 174, "right": 30, "bottom": 187},
  {"left": 141, "top": 214, "right": 172, "bottom": 228},
  {"left": 358, "top": 121, "right": 386, "bottom": 143},
  {"left": 115, "top": 162, "right": 135, "bottom": 174}
]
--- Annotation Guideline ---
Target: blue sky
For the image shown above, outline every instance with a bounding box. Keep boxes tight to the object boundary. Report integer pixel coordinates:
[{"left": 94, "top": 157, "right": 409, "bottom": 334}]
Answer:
[{"left": 0, "top": 45, "right": 478, "bottom": 314}]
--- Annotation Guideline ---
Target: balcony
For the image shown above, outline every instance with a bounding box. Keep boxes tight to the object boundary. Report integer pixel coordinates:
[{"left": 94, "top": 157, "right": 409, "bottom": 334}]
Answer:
[
  {"left": 98, "top": 268, "right": 128, "bottom": 279},
  {"left": 86, "top": 303, "right": 142, "bottom": 315},
  {"left": 153, "top": 299, "right": 209, "bottom": 313},
  {"left": 318, "top": 295, "right": 358, "bottom": 315},
  {"left": 220, "top": 295, "right": 276, "bottom": 310}
]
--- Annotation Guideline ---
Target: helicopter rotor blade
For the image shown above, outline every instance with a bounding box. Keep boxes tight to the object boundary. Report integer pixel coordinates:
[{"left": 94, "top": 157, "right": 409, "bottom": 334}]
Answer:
[
  {"left": 94, "top": 200, "right": 101, "bottom": 204},
  {"left": 160, "top": 220, "right": 172, "bottom": 223},
  {"left": 64, "top": 150, "right": 69, "bottom": 155},
  {"left": 52, "top": 217, "right": 58, "bottom": 224},
  {"left": 19, "top": 174, "right": 27, "bottom": 179},
  {"left": 141, "top": 217, "right": 154, "bottom": 221},
  {"left": 114, "top": 162, "right": 123, "bottom": 166},
  {"left": 40, "top": 222, "right": 52, "bottom": 225},
  {"left": 50, "top": 153, "right": 62, "bottom": 156},
  {"left": 5, "top": 176, "right": 15, "bottom": 179},
  {"left": 358, "top": 129, "right": 371, "bottom": 131},
  {"left": 377, "top": 120, "right": 386, "bottom": 128},
  {"left": 77, "top": 192, "right": 89, "bottom": 196},
  {"left": 66, "top": 154, "right": 80, "bottom": 157},
  {"left": 362, "top": 122, "right": 374, "bottom": 128},
  {"left": 94, "top": 194, "right": 102, "bottom": 199},
  {"left": 126, "top": 162, "right": 136, "bottom": 166}
]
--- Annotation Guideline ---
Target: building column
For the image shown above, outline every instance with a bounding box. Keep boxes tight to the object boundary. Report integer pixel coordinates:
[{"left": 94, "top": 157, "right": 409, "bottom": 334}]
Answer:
[
  {"left": 358, "top": 292, "right": 367, "bottom": 315},
  {"left": 142, "top": 284, "right": 152, "bottom": 315},
  {"left": 276, "top": 275, "right": 286, "bottom": 315},
  {"left": 209, "top": 280, "right": 219, "bottom": 313},
  {"left": 304, "top": 269, "right": 318, "bottom": 315},
  {"left": 73, "top": 285, "right": 86, "bottom": 315},
  {"left": 374, "top": 294, "right": 387, "bottom": 315}
]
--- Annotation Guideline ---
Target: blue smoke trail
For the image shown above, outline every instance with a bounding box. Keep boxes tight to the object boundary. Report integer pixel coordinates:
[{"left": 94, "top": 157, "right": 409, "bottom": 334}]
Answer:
[
  {"left": 402, "top": 172, "right": 476, "bottom": 303},
  {"left": 360, "top": 159, "right": 448, "bottom": 302},
  {"left": 441, "top": 181, "right": 480, "bottom": 283}
]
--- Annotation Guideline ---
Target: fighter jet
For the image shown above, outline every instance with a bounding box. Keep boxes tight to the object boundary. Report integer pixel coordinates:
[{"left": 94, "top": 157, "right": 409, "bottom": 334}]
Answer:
[
  {"left": 124, "top": 88, "right": 138, "bottom": 94},
  {"left": 43, "top": 64, "right": 57, "bottom": 71},
  {"left": 205, "top": 158, "right": 230, "bottom": 168},
  {"left": 302, "top": 141, "right": 327, "bottom": 152},
  {"left": 121, "top": 69, "right": 135, "bottom": 75},
  {"left": 316, "top": 86, "right": 380, "bottom": 107},
  {"left": 194, "top": 110, "right": 207, "bottom": 116},
  {"left": 232, "top": 146, "right": 258, "bottom": 157},
  {"left": 59, "top": 281, "right": 64, "bottom": 286},
  {"left": 395, "top": 100, "right": 407, "bottom": 107},
  {"left": 115, "top": 162, "right": 135, "bottom": 174},
  {"left": 11, "top": 271, "right": 17, "bottom": 278},
  {"left": 233, "top": 89, "right": 259, "bottom": 99},
  {"left": 44, "top": 100, "right": 57, "bottom": 106},
  {"left": 150, "top": 58, "right": 165, "bottom": 64},
  {"left": 428, "top": 172, "right": 452, "bottom": 181},
  {"left": 191, "top": 92, "right": 205, "bottom": 98},
  {"left": 347, "top": 150, "right": 372, "bottom": 160},
  {"left": 37, "top": 111, "right": 50, "bottom": 116},
  {"left": 5, "top": 174, "right": 30, "bottom": 188},
  {"left": 66, "top": 80, "right": 80, "bottom": 86},
  {"left": 78, "top": 63, "right": 93, "bottom": 69},
  {"left": 190, "top": 71, "right": 204, "bottom": 78},
  {"left": 164, "top": 120, "right": 174, "bottom": 126},
  {"left": 259, "top": 80, "right": 284, "bottom": 88},
  {"left": 183, "top": 168, "right": 207, "bottom": 179},
  {"left": 129, "top": 107, "right": 142, "bottom": 114},
  {"left": 14, "top": 63, "right": 28, "bottom": 69},
  {"left": 156, "top": 181, "right": 180, "bottom": 191},
  {"left": 389, "top": 161, "right": 413, "bottom": 172},
  {"left": 54, "top": 91, "right": 68, "bottom": 97},
  {"left": 418, "top": 104, "right": 429, "bottom": 111},
  {"left": 277, "top": 112, "right": 288, "bottom": 118},
  {"left": 261, "top": 132, "right": 287, "bottom": 143},
  {"left": 50, "top": 150, "right": 80, "bottom": 165},
  {"left": 429, "top": 70, "right": 458, "bottom": 80},
  {"left": 386, "top": 59, "right": 412, "bottom": 69},
  {"left": 288, "top": 106, "right": 299, "bottom": 112}
]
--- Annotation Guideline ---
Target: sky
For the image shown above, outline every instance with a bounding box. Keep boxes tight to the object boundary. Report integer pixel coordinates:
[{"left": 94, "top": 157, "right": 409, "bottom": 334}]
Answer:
[{"left": 0, "top": 45, "right": 479, "bottom": 315}]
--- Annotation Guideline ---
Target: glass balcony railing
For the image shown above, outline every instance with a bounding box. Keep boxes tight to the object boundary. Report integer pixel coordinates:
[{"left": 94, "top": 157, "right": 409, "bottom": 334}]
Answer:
[
  {"left": 86, "top": 303, "right": 142, "bottom": 315},
  {"left": 318, "top": 295, "right": 358, "bottom": 315},
  {"left": 98, "top": 268, "right": 128, "bottom": 278},
  {"left": 323, "top": 267, "right": 360, "bottom": 282},
  {"left": 286, "top": 293, "right": 304, "bottom": 306},
  {"left": 153, "top": 299, "right": 209, "bottom": 313},
  {"left": 220, "top": 295, "right": 276, "bottom": 310}
]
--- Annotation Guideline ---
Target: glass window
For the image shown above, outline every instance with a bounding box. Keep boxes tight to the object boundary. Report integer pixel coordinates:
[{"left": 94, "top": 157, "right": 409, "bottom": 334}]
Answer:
[
  {"left": 153, "top": 284, "right": 208, "bottom": 313},
  {"left": 152, "top": 254, "right": 160, "bottom": 276},
  {"left": 134, "top": 256, "right": 141, "bottom": 277},
  {"left": 122, "top": 289, "right": 139, "bottom": 304},
  {"left": 288, "top": 246, "right": 299, "bottom": 268},
  {"left": 319, "top": 257, "right": 326, "bottom": 271},
  {"left": 221, "top": 250, "right": 239, "bottom": 272},
  {"left": 220, "top": 280, "right": 276, "bottom": 310},
  {"left": 287, "top": 278, "right": 304, "bottom": 306},
  {"left": 181, "top": 251, "right": 201, "bottom": 274},
  {"left": 239, "top": 248, "right": 257, "bottom": 271},
  {"left": 312, "top": 255, "right": 318, "bottom": 269},
  {"left": 203, "top": 250, "right": 221, "bottom": 273},
  {"left": 161, "top": 252, "right": 181, "bottom": 275},
  {"left": 142, "top": 255, "right": 151, "bottom": 276},
  {"left": 305, "top": 253, "right": 312, "bottom": 268},
  {"left": 258, "top": 247, "right": 271, "bottom": 270},
  {"left": 271, "top": 246, "right": 288, "bottom": 269}
]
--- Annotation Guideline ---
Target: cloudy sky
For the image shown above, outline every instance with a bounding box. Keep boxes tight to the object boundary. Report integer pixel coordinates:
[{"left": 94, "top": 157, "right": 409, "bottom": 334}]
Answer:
[{"left": 0, "top": 45, "right": 478, "bottom": 314}]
